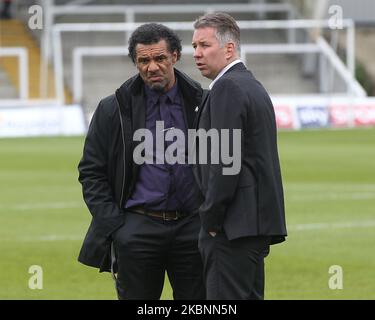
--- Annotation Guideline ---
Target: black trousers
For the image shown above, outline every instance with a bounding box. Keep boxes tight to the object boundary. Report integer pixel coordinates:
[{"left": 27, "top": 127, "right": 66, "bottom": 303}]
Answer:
[
  {"left": 112, "top": 212, "right": 205, "bottom": 300},
  {"left": 199, "top": 229, "right": 271, "bottom": 300}
]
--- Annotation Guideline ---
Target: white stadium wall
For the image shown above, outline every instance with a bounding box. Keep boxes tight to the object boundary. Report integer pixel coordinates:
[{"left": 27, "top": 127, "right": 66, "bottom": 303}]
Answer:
[{"left": 0, "top": 102, "right": 86, "bottom": 138}]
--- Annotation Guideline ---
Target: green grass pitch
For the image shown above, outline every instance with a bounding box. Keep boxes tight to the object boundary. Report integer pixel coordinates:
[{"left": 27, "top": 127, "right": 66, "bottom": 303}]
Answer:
[{"left": 0, "top": 128, "right": 374, "bottom": 299}]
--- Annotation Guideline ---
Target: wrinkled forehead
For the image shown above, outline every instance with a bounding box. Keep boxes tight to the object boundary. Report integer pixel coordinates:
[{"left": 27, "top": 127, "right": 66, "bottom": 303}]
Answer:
[{"left": 135, "top": 39, "right": 169, "bottom": 58}]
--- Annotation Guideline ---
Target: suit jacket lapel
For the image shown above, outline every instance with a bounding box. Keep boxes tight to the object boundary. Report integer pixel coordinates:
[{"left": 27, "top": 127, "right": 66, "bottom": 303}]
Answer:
[
  {"left": 194, "top": 89, "right": 210, "bottom": 129},
  {"left": 193, "top": 63, "right": 247, "bottom": 129}
]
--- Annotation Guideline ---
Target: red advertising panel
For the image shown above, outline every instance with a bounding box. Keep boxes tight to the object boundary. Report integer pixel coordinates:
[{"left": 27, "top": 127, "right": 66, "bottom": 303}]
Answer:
[
  {"left": 354, "top": 105, "right": 375, "bottom": 126},
  {"left": 274, "top": 105, "right": 294, "bottom": 129},
  {"left": 330, "top": 105, "right": 350, "bottom": 127}
]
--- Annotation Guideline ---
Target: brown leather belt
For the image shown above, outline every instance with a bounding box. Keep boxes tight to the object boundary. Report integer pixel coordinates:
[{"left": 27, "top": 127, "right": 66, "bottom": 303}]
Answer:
[{"left": 129, "top": 206, "right": 188, "bottom": 221}]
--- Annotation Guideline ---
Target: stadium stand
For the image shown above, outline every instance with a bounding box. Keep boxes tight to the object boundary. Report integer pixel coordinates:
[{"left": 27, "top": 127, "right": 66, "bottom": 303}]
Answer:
[
  {"left": 8, "top": 2, "right": 318, "bottom": 109},
  {"left": 57, "top": 1, "right": 317, "bottom": 117},
  {"left": 1, "top": 0, "right": 374, "bottom": 130},
  {"left": 0, "top": 19, "right": 72, "bottom": 101}
]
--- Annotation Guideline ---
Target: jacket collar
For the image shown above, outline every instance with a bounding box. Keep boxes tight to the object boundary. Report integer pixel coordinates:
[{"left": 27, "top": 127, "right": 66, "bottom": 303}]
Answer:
[
  {"left": 115, "top": 68, "right": 203, "bottom": 130},
  {"left": 224, "top": 61, "right": 247, "bottom": 74},
  {"left": 209, "top": 59, "right": 243, "bottom": 90}
]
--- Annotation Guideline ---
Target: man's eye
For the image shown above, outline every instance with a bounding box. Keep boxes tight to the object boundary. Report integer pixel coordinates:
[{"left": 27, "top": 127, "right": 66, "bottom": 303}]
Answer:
[
  {"left": 138, "top": 59, "right": 149, "bottom": 65},
  {"left": 155, "top": 56, "right": 166, "bottom": 62}
]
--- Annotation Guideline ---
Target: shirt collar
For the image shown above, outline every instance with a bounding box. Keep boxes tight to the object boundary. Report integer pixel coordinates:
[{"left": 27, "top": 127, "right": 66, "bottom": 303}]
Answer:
[{"left": 209, "top": 59, "right": 242, "bottom": 90}]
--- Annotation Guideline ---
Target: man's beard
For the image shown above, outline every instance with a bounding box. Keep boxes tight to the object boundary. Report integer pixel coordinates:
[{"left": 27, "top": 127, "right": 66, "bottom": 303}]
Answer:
[
  {"left": 147, "top": 76, "right": 168, "bottom": 92},
  {"left": 149, "top": 82, "right": 165, "bottom": 92}
]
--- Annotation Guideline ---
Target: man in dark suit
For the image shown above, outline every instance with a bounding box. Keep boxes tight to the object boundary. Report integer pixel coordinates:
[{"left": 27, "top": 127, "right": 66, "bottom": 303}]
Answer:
[
  {"left": 192, "top": 12, "right": 287, "bottom": 300},
  {"left": 78, "top": 23, "right": 205, "bottom": 300}
]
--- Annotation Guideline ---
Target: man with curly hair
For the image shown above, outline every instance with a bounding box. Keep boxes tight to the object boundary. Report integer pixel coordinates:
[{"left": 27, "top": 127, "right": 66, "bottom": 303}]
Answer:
[{"left": 78, "top": 23, "right": 205, "bottom": 300}]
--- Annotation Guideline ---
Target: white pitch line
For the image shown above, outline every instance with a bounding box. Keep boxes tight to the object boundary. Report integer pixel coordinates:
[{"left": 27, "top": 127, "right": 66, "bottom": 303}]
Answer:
[
  {"left": 288, "top": 193, "right": 375, "bottom": 201},
  {"left": 1, "top": 235, "right": 83, "bottom": 242},
  {"left": 288, "top": 220, "right": 375, "bottom": 231},
  {"left": 285, "top": 183, "right": 375, "bottom": 191},
  {"left": 3, "top": 220, "right": 375, "bottom": 242},
  {"left": 0, "top": 202, "right": 84, "bottom": 211},
  {"left": 2, "top": 189, "right": 375, "bottom": 213}
]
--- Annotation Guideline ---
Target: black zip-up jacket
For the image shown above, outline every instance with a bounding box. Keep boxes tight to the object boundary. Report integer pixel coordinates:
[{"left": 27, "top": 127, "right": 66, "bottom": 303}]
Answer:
[{"left": 78, "top": 69, "right": 203, "bottom": 272}]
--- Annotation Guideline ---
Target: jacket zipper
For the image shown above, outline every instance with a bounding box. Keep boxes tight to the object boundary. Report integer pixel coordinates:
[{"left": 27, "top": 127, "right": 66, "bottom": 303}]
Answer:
[{"left": 115, "top": 96, "right": 126, "bottom": 209}]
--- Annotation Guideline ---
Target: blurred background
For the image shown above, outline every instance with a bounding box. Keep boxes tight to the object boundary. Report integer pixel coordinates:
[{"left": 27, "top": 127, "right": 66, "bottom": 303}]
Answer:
[{"left": 0, "top": 0, "right": 374, "bottom": 299}]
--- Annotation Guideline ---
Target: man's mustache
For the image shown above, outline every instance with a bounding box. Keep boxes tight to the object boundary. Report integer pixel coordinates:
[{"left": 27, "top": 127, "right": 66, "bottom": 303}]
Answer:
[{"left": 148, "top": 73, "right": 163, "bottom": 77}]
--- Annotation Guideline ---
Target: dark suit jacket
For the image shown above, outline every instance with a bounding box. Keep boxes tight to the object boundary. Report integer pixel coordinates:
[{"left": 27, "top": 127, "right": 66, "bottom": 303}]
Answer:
[{"left": 193, "top": 62, "right": 287, "bottom": 244}]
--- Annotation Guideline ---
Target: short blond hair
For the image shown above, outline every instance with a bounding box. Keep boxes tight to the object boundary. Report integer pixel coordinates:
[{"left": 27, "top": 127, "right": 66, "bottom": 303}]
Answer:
[{"left": 194, "top": 12, "right": 241, "bottom": 53}]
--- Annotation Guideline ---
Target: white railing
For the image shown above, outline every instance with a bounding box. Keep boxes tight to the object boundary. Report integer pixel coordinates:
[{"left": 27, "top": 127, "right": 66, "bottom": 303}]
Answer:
[
  {"left": 41, "top": 1, "right": 296, "bottom": 97},
  {"left": 49, "top": 1, "right": 295, "bottom": 41},
  {"left": 0, "top": 99, "right": 61, "bottom": 107},
  {"left": 0, "top": 48, "right": 29, "bottom": 99},
  {"left": 71, "top": 40, "right": 365, "bottom": 105},
  {"left": 316, "top": 37, "right": 366, "bottom": 97},
  {"left": 44, "top": 2, "right": 296, "bottom": 58},
  {"left": 71, "top": 44, "right": 317, "bottom": 103},
  {"left": 52, "top": 19, "right": 359, "bottom": 104},
  {"left": 48, "top": 2, "right": 295, "bottom": 36},
  {"left": 72, "top": 46, "right": 126, "bottom": 104},
  {"left": 50, "top": 3, "right": 294, "bottom": 15}
]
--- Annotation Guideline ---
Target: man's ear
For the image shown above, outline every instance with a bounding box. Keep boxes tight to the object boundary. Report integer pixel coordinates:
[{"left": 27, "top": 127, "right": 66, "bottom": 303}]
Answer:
[
  {"left": 225, "top": 42, "right": 236, "bottom": 60},
  {"left": 171, "top": 51, "right": 178, "bottom": 64}
]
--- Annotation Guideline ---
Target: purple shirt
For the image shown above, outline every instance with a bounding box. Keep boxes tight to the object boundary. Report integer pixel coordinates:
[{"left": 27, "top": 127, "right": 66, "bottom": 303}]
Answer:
[{"left": 125, "top": 81, "right": 199, "bottom": 213}]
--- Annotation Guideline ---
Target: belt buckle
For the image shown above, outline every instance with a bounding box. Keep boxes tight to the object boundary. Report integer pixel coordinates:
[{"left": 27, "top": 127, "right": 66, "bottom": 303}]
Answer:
[
  {"left": 162, "top": 211, "right": 179, "bottom": 221},
  {"left": 173, "top": 210, "right": 179, "bottom": 221}
]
